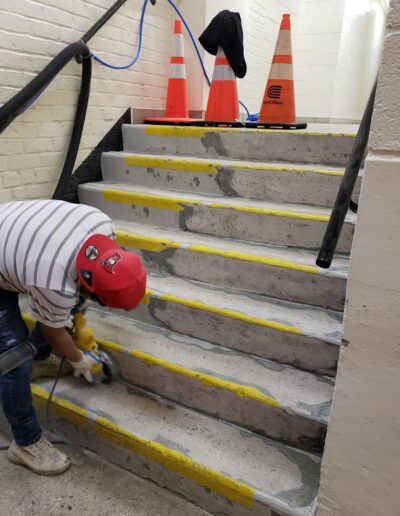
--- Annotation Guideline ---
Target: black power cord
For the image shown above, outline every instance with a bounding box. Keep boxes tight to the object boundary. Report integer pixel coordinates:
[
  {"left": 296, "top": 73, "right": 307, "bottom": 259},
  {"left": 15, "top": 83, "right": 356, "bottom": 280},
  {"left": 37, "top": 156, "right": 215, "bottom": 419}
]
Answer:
[{"left": 45, "top": 356, "right": 66, "bottom": 428}]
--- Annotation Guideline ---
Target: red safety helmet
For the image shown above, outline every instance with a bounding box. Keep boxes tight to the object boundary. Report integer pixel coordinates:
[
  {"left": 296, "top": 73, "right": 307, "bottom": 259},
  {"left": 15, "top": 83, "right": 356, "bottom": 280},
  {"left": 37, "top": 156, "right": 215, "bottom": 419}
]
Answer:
[{"left": 76, "top": 234, "right": 147, "bottom": 310}]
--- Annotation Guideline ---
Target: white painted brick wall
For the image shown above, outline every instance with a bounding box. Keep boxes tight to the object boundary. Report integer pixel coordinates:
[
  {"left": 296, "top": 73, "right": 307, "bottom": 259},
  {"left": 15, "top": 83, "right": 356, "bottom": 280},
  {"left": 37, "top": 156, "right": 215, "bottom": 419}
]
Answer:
[{"left": 0, "top": 0, "right": 174, "bottom": 202}]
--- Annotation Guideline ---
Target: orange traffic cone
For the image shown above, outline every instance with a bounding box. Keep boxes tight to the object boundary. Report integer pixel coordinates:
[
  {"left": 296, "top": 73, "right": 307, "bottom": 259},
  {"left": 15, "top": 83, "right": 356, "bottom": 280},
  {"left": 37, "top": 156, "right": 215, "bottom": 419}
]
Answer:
[
  {"left": 165, "top": 19, "right": 188, "bottom": 118},
  {"left": 145, "top": 19, "right": 194, "bottom": 124},
  {"left": 259, "top": 14, "right": 296, "bottom": 123},
  {"left": 205, "top": 47, "right": 240, "bottom": 122}
]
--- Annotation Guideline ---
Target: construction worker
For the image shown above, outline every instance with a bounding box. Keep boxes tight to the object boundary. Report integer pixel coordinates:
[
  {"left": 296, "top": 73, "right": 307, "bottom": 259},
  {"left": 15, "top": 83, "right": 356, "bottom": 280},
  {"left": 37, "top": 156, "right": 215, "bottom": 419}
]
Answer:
[{"left": 0, "top": 199, "right": 146, "bottom": 476}]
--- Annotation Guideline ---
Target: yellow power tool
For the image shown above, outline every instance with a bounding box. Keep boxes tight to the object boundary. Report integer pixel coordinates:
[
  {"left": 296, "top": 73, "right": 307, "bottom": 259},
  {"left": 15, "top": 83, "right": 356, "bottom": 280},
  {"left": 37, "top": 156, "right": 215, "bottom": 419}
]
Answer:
[{"left": 72, "top": 309, "right": 119, "bottom": 384}]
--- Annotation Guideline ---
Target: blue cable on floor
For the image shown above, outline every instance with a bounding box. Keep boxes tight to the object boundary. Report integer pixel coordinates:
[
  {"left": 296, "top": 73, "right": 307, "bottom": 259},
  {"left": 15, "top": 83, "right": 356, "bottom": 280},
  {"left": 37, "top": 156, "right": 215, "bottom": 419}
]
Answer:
[{"left": 90, "top": 0, "right": 255, "bottom": 120}]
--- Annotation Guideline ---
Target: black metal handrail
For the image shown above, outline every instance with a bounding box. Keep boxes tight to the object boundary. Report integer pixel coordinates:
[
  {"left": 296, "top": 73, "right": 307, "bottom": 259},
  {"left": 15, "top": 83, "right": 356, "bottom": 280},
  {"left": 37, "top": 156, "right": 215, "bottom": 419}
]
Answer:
[
  {"left": 0, "top": 0, "right": 134, "bottom": 200},
  {"left": 316, "top": 80, "right": 378, "bottom": 269}
]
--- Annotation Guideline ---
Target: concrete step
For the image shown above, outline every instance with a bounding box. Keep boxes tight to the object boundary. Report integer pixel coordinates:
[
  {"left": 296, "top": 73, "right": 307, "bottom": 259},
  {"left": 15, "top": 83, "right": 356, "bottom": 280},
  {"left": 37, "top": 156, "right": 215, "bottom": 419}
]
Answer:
[
  {"left": 121, "top": 274, "right": 341, "bottom": 377},
  {"left": 101, "top": 152, "right": 361, "bottom": 208},
  {"left": 84, "top": 308, "right": 333, "bottom": 452},
  {"left": 79, "top": 182, "right": 356, "bottom": 253},
  {"left": 114, "top": 220, "right": 348, "bottom": 310},
  {"left": 0, "top": 430, "right": 209, "bottom": 516},
  {"left": 122, "top": 124, "right": 357, "bottom": 166},
  {"left": 32, "top": 378, "right": 321, "bottom": 516}
]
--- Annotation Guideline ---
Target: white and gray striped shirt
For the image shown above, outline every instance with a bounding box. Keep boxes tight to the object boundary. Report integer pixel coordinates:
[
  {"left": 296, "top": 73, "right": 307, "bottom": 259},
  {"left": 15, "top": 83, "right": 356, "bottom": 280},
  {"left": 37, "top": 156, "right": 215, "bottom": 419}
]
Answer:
[{"left": 0, "top": 200, "right": 115, "bottom": 327}]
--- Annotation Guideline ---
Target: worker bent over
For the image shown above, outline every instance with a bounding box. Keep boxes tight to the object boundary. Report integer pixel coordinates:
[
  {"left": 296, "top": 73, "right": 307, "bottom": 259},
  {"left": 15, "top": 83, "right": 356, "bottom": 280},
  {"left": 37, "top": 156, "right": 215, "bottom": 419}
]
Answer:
[{"left": 0, "top": 199, "right": 146, "bottom": 475}]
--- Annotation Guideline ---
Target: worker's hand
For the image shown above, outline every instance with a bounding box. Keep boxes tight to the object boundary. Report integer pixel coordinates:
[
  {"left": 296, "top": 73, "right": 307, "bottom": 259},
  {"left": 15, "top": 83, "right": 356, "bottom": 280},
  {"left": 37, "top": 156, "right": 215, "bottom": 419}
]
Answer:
[{"left": 68, "top": 351, "right": 103, "bottom": 383}]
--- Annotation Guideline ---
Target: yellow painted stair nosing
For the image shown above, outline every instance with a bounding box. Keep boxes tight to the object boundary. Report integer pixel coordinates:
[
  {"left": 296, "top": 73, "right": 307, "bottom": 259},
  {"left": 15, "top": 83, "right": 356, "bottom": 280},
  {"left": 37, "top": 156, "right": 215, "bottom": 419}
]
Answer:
[
  {"left": 143, "top": 289, "right": 303, "bottom": 336},
  {"left": 95, "top": 337, "right": 280, "bottom": 409},
  {"left": 101, "top": 188, "right": 331, "bottom": 223},
  {"left": 115, "top": 230, "right": 323, "bottom": 276},
  {"left": 31, "top": 383, "right": 255, "bottom": 508},
  {"left": 122, "top": 154, "right": 344, "bottom": 177},
  {"left": 144, "top": 125, "right": 356, "bottom": 139},
  {"left": 23, "top": 313, "right": 281, "bottom": 408}
]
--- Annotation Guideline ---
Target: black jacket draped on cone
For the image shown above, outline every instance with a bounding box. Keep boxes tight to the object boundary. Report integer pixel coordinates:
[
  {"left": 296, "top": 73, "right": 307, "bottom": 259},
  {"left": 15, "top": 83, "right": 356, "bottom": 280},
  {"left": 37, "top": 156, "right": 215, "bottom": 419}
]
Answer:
[{"left": 199, "top": 10, "right": 247, "bottom": 78}]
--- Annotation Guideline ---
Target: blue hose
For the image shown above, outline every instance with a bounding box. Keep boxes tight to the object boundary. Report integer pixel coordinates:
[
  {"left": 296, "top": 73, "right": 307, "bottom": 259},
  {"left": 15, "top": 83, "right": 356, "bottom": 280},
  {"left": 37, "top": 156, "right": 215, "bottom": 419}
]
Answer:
[
  {"left": 90, "top": 0, "right": 255, "bottom": 119},
  {"left": 91, "top": 0, "right": 149, "bottom": 69}
]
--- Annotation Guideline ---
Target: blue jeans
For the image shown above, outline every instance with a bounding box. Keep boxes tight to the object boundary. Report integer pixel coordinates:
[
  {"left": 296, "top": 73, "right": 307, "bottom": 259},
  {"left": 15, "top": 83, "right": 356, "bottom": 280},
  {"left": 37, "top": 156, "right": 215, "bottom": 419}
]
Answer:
[{"left": 0, "top": 289, "right": 42, "bottom": 446}]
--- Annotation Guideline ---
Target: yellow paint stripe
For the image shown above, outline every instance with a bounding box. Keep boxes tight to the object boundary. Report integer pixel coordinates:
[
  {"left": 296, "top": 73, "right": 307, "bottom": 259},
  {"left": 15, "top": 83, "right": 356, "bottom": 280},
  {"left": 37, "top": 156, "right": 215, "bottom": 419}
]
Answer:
[
  {"left": 116, "top": 231, "right": 181, "bottom": 253},
  {"left": 146, "top": 291, "right": 303, "bottom": 336},
  {"left": 116, "top": 230, "right": 321, "bottom": 275},
  {"left": 95, "top": 337, "right": 280, "bottom": 408},
  {"left": 144, "top": 125, "right": 356, "bottom": 138},
  {"left": 31, "top": 384, "right": 90, "bottom": 428},
  {"left": 32, "top": 384, "right": 255, "bottom": 508},
  {"left": 123, "top": 154, "right": 344, "bottom": 177},
  {"left": 24, "top": 313, "right": 280, "bottom": 408},
  {"left": 124, "top": 155, "right": 219, "bottom": 174},
  {"left": 102, "top": 189, "right": 191, "bottom": 212},
  {"left": 102, "top": 188, "right": 330, "bottom": 223}
]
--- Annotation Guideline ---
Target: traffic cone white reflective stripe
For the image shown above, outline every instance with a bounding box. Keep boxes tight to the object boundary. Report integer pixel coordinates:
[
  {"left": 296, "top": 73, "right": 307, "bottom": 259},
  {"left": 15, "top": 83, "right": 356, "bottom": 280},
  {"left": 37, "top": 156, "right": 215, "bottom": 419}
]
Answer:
[
  {"left": 169, "top": 30, "right": 186, "bottom": 79},
  {"left": 205, "top": 47, "right": 240, "bottom": 122},
  {"left": 164, "top": 19, "right": 188, "bottom": 118},
  {"left": 211, "top": 50, "right": 236, "bottom": 81}
]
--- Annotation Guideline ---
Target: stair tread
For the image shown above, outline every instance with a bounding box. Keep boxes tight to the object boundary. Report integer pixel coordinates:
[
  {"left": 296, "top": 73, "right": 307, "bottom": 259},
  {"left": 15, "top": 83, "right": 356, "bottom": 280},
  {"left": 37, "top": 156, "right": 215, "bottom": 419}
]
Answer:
[
  {"left": 114, "top": 219, "right": 349, "bottom": 278},
  {"left": 146, "top": 273, "right": 343, "bottom": 345},
  {"left": 81, "top": 181, "right": 357, "bottom": 223},
  {"left": 127, "top": 122, "right": 358, "bottom": 136},
  {"left": 104, "top": 150, "right": 346, "bottom": 175},
  {"left": 87, "top": 308, "right": 334, "bottom": 423},
  {"left": 34, "top": 377, "right": 320, "bottom": 514}
]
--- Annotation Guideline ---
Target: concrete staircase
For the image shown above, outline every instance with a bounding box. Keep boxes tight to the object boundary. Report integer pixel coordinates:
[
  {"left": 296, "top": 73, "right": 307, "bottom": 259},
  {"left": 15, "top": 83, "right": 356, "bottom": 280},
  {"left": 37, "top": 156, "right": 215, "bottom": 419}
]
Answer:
[{"left": 34, "top": 123, "right": 358, "bottom": 515}]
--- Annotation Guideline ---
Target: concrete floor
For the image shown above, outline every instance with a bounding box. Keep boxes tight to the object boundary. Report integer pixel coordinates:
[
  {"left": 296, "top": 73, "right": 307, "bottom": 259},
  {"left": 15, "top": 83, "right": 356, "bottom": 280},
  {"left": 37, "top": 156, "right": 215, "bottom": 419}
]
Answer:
[{"left": 0, "top": 430, "right": 209, "bottom": 516}]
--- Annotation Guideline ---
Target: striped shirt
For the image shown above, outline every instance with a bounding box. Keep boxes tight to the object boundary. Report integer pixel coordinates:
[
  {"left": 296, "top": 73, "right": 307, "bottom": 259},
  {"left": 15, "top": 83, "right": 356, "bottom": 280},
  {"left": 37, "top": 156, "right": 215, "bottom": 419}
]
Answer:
[{"left": 0, "top": 200, "right": 115, "bottom": 328}]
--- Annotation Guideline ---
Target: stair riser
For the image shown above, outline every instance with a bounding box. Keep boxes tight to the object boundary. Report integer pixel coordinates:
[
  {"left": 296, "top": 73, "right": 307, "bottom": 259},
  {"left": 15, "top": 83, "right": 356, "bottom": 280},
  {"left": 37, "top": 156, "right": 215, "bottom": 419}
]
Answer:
[
  {"left": 79, "top": 189, "right": 354, "bottom": 253},
  {"left": 102, "top": 154, "right": 360, "bottom": 208},
  {"left": 29, "top": 411, "right": 278, "bottom": 516},
  {"left": 103, "top": 349, "right": 326, "bottom": 452},
  {"left": 135, "top": 248, "right": 345, "bottom": 310},
  {"left": 123, "top": 125, "right": 355, "bottom": 166},
  {"left": 125, "top": 300, "right": 339, "bottom": 377}
]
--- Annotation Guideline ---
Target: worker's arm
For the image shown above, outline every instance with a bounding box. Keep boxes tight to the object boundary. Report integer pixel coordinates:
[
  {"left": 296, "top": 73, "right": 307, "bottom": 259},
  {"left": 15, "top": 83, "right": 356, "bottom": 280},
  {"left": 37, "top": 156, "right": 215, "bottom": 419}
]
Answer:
[{"left": 39, "top": 325, "right": 82, "bottom": 362}]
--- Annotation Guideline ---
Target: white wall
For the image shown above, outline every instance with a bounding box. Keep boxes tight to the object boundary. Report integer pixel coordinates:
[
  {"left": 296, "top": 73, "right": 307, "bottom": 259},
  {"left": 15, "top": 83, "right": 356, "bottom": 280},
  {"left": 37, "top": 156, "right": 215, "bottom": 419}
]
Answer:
[
  {"left": 0, "top": 0, "right": 389, "bottom": 203},
  {"left": 0, "top": 0, "right": 174, "bottom": 202},
  {"left": 316, "top": 2, "right": 400, "bottom": 512},
  {"left": 182, "top": 0, "right": 386, "bottom": 121},
  {"left": 295, "top": 0, "right": 345, "bottom": 120},
  {"left": 332, "top": 0, "right": 387, "bottom": 121},
  {"left": 198, "top": 0, "right": 299, "bottom": 114}
]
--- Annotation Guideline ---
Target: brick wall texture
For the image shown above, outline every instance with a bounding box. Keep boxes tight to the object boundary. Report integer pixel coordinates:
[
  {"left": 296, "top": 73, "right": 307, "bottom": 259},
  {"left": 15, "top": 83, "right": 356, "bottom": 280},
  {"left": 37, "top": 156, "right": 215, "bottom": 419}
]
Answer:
[{"left": 0, "top": 0, "right": 174, "bottom": 202}]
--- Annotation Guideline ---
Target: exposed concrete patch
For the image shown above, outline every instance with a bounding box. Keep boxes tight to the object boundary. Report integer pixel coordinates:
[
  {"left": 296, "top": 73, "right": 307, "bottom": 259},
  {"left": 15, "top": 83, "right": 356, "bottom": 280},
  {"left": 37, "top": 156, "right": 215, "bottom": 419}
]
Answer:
[
  {"left": 126, "top": 385, "right": 176, "bottom": 411},
  {"left": 201, "top": 132, "right": 229, "bottom": 157},
  {"left": 217, "top": 168, "right": 239, "bottom": 197},
  {"left": 238, "top": 428, "right": 320, "bottom": 508},
  {"left": 155, "top": 435, "right": 191, "bottom": 456},
  {"left": 141, "top": 248, "right": 177, "bottom": 276},
  {"left": 296, "top": 400, "right": 331, "bottom": 421}
]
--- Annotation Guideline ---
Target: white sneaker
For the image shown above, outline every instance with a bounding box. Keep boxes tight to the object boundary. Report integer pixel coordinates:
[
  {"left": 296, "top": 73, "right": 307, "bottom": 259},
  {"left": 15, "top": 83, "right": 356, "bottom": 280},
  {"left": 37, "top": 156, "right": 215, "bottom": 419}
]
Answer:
[{"left": 8, "top": 435, "right": 71, "bottom": 476}]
